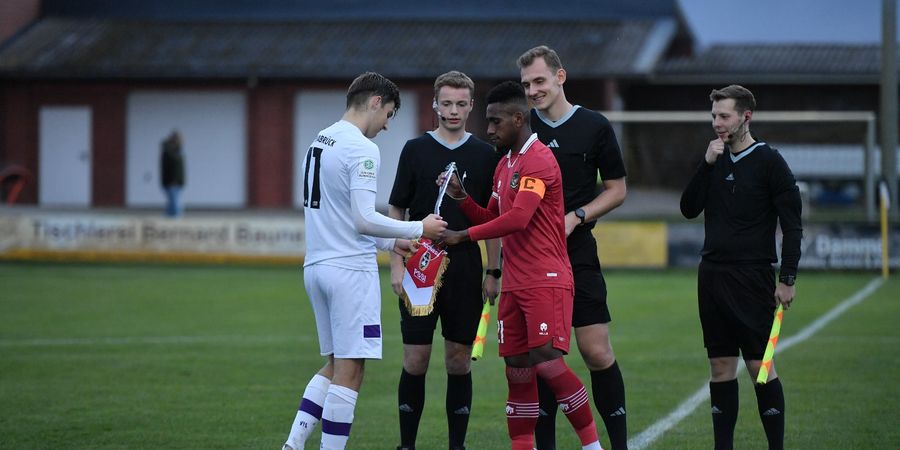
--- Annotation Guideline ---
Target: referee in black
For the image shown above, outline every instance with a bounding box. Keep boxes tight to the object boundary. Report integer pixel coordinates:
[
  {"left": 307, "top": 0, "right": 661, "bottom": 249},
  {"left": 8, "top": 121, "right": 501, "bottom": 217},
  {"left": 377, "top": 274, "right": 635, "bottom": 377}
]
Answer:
[
  {"left": 388, "top": 71, "right": 500, "bottom": 450},
  {"left": 518, "top": 46, "right": 629, "bottom": 450},
  {"left": 680, "top": 85, "right": 802, "bottom": 450}
]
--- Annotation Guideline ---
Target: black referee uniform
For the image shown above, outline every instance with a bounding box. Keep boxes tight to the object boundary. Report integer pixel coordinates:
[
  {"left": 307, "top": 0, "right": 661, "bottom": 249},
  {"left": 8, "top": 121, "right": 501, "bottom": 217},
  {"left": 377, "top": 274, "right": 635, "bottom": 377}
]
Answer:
[
  {"left": 680, "top": 140, "right": 803, "bottom": 360},
  {"left": 531, "top": 106, "right": 627, "bottom": 326},
  {"left": 389, "top": 131, "right": 498, "bottom": 345}
]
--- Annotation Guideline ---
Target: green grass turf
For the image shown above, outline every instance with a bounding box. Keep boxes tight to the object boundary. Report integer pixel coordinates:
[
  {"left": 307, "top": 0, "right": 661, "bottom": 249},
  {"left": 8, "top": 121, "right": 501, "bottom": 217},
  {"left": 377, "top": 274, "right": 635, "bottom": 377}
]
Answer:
[{"left": 0, "top": 262, "right": 897, "bottom": 449}]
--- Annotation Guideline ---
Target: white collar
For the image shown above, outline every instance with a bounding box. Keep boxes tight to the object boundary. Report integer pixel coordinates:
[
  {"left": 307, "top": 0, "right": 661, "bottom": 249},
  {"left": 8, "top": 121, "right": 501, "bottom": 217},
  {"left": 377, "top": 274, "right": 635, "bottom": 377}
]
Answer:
[
  {"left": 506, "top": 133, "right": 540, "bottom": 159},
  {"left": 730, "top": 141, "right": 765, "bottom": 163}
]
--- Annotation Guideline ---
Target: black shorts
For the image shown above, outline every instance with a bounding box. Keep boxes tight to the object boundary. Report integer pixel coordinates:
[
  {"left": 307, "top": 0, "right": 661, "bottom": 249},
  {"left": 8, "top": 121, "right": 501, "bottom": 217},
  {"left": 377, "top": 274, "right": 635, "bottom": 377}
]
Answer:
[
  {"left": 399, "top": 244, "right": 484, "bottom": 345},
  {"left": 698, "top": 260, "right": 777, "bottom": 361},
  {"left": 567, "top": 228, "right": 611, "bottom": 327}
]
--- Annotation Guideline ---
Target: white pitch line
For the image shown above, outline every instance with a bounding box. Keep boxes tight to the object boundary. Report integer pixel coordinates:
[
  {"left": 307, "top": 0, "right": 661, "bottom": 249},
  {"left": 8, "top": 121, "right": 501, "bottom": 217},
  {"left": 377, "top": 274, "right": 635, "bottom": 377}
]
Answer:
[{"left": 629, "top": 276, "right": 885, "bottom": 450}]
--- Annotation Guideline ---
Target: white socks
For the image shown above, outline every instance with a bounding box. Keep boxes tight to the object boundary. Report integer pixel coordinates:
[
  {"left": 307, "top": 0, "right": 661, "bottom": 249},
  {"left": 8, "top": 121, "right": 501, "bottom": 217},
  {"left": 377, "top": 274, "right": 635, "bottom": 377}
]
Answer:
[
  {"left": 285, "top": 374, "right": 331, "bottom": 449},
  {"left": 320, "top": 385, "right": 359, "bottom": 450}
]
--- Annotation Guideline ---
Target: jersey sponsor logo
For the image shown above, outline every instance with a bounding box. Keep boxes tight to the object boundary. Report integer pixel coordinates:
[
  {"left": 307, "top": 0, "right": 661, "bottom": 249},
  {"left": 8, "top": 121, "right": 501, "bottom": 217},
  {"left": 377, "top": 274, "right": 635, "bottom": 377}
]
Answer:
[
  {"left": 357, "top": 157, "right": 377, "bottom": 180},
  {"left": 548, "top": 139, "right": 560, "bottom": 148},
  {"left": 510, "top": 172, "right": 520, "bottom": 189},
  {"left": 519, "top": 177, "right": 546, "bottom": 198}
]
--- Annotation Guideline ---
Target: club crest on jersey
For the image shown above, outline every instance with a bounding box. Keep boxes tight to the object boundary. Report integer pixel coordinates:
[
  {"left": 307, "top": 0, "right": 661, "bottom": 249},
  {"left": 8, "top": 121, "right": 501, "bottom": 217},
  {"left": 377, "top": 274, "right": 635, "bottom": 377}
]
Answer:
[
  {"left": 419, "top": 250, "right": 432, "bottom": 270},
  {"left": 510, "top": 172, "right": 520, "bottom": 189}
]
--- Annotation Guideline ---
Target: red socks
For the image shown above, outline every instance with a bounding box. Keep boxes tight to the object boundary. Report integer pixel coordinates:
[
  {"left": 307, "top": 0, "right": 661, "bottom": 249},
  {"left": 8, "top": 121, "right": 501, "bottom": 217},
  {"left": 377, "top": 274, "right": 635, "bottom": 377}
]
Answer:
[
  {"left": 535, "top": 358, "right": 599, "bottom": 445},
  {"left": 505, "top": 366, "right": 539, "bottom": 450}
]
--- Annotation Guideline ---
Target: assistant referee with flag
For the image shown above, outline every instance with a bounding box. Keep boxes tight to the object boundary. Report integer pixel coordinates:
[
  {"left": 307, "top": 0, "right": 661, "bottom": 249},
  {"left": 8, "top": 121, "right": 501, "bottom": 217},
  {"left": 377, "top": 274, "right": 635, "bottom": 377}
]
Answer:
[{"left": 680, "top": 85, "right": 803, "bottom": 450}]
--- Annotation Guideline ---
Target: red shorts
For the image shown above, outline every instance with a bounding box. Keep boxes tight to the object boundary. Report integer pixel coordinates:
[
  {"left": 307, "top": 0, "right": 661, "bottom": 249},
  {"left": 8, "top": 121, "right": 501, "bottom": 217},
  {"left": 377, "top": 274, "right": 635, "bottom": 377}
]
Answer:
[{"left": 497, "top": 286, "right": 573, "bottom": 357}]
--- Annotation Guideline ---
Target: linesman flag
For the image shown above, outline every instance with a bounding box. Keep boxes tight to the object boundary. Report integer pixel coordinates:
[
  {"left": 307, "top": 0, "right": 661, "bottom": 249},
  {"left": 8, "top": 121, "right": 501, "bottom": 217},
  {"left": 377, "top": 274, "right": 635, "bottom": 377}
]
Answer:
[
  {"left": 471, "top": 301, "right": 491, "bottom": 360},
  {"left": 756, "top": 304, "right": 784, "bottom": 384}
]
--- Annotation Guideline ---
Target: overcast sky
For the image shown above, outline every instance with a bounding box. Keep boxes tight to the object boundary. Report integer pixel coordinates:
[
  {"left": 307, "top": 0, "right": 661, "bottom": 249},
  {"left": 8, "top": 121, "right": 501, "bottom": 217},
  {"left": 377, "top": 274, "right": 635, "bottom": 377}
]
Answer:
[{"left": 678, "top": 0, "right": 894, "bottom": 46}]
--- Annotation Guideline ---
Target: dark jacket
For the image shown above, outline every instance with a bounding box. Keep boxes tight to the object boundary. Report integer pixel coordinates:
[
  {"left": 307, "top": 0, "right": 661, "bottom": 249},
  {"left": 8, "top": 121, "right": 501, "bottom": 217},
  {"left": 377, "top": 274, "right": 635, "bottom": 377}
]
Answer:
[{"left": 161, "top": 135, "right": 185, "bottom": 187}]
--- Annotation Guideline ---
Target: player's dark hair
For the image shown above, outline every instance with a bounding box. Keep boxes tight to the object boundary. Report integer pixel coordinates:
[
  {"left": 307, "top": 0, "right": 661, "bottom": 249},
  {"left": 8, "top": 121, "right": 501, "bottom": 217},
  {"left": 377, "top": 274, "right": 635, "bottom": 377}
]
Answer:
[
  {"left": 346, "top": 72, "right": 401, "bottom": 112},
  {"left": 710, "top": 85, "right": 756, "bottom": 113},
  {"left": 485, "top": 81, "right": 528, "bottom": 113},
  {"left": 434, "top": 70, "right": 475, "bottom": 100},
  {"left": 517, "top": 45, "right": 564, "bottom": 72}
]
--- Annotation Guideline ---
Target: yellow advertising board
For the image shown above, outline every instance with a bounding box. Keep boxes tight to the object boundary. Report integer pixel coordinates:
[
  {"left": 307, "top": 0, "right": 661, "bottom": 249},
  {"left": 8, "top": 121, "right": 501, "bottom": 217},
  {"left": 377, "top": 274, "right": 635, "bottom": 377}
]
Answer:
[{"left": 592, "top": 221, "right": 667, "bottom": 268}]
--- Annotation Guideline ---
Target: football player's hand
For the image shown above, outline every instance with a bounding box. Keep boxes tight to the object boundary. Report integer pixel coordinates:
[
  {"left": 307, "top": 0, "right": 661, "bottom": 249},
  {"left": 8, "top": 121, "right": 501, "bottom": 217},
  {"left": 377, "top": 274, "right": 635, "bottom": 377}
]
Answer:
[
  {"left": 442, "top": 229, "right": 469, "bottom": 246},
  {"left": 421, "top": 214, "right": 447, "bottom": 240},
  {"left": 437, "top": 171, "right": 467, "bottom": 200}
]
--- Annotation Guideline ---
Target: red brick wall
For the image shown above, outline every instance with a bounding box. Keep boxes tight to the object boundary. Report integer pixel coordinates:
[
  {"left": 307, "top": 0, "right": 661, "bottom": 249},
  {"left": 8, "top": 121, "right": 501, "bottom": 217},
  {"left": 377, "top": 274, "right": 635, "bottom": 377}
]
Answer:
[
  {"left": 0, "top": 82, "right": 127, "bottom": 206},
  {"left": 247, "top": 85, "right": 294, "bottom": 208},
  {"left": 0, "top": 84, "right": 38, "bottom": 203}
]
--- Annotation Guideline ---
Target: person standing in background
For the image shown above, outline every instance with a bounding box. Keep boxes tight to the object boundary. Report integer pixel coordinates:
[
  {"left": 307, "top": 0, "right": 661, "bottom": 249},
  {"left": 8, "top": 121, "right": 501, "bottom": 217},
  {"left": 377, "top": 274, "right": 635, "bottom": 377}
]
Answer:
[{"left": 160, "top": 130, "right": 185, "bottom": 217}]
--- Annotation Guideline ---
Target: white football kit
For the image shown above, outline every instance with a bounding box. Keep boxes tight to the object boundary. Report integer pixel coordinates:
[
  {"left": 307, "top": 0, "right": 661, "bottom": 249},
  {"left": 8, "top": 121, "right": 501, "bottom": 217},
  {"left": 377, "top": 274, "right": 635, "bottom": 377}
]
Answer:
[{"left": 301, "top": 119, "right": 421, "bottom": 359}]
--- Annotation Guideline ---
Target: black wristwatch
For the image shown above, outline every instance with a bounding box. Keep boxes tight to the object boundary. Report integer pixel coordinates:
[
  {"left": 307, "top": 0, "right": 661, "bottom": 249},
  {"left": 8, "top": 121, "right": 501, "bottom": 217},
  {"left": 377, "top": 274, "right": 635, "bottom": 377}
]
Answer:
[
  {"left": 574, "top": 208, "right": 586, "bottom": 224},
  {"left": 485, "top": 268, "right": 502, "bottom": 279},
  {"left": 779, "top": 274, "right": 796, "bottom": 286}
]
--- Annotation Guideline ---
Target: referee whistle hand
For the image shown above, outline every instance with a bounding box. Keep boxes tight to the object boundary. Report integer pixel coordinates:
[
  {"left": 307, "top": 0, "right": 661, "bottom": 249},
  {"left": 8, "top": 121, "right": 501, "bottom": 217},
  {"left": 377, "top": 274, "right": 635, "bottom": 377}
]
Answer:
[
  {"left": 421, "top": 214, "right": 447, "bottom": 240},
  {"left": 774, "top": 283, "right": 795, "bottom": 310},
  {"left": 706, "top": 138, "right": 725, "bottom": 165}
]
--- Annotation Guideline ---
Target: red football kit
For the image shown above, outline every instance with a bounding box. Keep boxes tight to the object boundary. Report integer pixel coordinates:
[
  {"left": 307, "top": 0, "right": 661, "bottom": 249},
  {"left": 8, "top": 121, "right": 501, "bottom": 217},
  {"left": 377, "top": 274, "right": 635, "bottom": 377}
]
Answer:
[{"left": 458, "top": 133, "right": 574, "bottom": 356}]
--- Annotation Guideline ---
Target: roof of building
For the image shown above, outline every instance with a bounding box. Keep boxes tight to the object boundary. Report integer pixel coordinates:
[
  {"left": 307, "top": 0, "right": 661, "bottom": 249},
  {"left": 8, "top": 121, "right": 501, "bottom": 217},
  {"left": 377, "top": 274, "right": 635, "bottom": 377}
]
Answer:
[
  {"left": 654, "top": 43, "right": 890, "bottom": 84},
  {"left": 0, "top": 16, "right": 681, "bottom": 80},
  {"left": 38, "top": 0, "right": 679, "bottom": 21}
]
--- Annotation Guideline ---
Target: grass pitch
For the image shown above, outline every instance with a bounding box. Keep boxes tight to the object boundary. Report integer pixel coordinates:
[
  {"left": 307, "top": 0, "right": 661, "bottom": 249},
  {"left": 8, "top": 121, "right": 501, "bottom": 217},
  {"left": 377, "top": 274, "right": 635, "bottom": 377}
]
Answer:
[{"left": 1, "top": 262, "right": 897, "bottom": 449}]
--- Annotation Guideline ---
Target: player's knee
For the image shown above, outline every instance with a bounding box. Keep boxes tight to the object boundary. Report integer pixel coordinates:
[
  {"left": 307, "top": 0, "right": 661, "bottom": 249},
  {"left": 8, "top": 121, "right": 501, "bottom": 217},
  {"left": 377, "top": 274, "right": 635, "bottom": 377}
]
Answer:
[
  {"left": 529, "top": 342, "right": 564, "bottom": 365},
  {"left": 709, "top": 357, "right": 739, "bottom": 381},
  {"left": 445, "top": 352, "right": 471, "bottom": 375},
  {"left": 403, "top": 354, "right": 430, "bottom": 375},
  {"left": 579, "top": 342, "right": 615, "bottom": 370}
]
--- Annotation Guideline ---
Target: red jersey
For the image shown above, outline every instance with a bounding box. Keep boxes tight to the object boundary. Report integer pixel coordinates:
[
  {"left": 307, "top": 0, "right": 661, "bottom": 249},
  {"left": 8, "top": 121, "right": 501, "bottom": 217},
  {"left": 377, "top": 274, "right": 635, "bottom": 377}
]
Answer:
[{"left": 461, "top": 133, "right": 572, "bottom": 292}]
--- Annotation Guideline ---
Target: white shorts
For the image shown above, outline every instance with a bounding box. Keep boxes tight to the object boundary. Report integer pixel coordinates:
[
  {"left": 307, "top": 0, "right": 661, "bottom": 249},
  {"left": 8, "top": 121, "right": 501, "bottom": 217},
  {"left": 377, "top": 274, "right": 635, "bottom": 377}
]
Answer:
[{"left": 304, "top": 263, "right": 382, "bottom": 359}]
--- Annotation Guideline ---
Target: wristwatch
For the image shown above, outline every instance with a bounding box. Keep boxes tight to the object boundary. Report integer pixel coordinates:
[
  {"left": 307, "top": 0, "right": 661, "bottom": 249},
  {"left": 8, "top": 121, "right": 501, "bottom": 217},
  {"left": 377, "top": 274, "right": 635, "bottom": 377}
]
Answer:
[
  {"left": 574, "top": 208, "right": 586, "bottom": 224},
  {"left": 779, "top": 274, "right": 796, "bottom": 286},
  {"left": 485, "top": 268, "right": 502, "bottom": 279}
]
